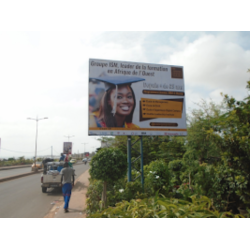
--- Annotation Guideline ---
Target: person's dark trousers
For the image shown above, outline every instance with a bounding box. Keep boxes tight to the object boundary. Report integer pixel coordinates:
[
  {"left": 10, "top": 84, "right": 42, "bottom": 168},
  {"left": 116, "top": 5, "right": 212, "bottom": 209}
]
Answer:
[{"left": 62, "top": 183, "right": 72, "bottom": 209}]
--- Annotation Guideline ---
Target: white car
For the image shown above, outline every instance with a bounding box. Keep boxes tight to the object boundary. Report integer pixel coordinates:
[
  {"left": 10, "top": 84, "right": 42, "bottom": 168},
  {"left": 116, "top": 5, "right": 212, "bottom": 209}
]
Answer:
[
  {"left": 70, "top": 159, "right": 76, "bottom": 164},
  {"left": 82, "top": 158, "right": 87, "bottom": 163}
]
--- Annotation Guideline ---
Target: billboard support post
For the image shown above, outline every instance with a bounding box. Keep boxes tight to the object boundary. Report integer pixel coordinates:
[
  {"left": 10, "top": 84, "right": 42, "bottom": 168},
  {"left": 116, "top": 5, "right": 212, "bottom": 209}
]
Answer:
[
  {"left": 140, "top": 136, "right": 144, "bottom": 192},
  {"left": 127, "top": 136, "right": 144, "bottom": 191},
  {"left": 127, "top": 136, "right": 132, "bottom": 182}
]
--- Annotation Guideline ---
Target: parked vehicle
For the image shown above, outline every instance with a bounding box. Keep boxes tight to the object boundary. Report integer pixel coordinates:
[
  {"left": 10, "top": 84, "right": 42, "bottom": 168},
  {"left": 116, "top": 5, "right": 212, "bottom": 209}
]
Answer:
[
  {"left": 41, "top": 161, "right": 64, "bottom": 193},
  {"left": 31, "top": 162, "right": 42, "bottom": 171},
  {"left": 31, "top": 158, "right": 54, "bottom": 171}
]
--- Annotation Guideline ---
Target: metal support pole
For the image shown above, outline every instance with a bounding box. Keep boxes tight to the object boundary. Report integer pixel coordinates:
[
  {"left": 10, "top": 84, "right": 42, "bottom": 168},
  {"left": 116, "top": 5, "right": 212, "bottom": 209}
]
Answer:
[
  {"left": 27, "top": 116, "right": 48, "bottom": 172},
  {"left": 34, "top": 117, "right": 38, "bottom": 172},
  {"left": 127, "top": 136, "right": 132, "bottom": 182},
  {"left": 140, "top": 136, "right": 144, "bottom": 192}
]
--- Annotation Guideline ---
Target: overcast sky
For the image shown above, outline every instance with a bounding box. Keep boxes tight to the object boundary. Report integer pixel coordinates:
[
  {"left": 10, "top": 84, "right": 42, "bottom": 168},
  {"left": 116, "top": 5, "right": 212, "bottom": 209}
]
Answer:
[{"left": 0, "top": 2, "right": 249, "bottom": 159}]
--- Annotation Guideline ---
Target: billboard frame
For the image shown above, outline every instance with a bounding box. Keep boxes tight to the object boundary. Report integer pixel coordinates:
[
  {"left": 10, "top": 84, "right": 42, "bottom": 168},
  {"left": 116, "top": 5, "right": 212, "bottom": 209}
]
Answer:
[{"left": 88, "top": 58, "right": 187, "bottom": 137}]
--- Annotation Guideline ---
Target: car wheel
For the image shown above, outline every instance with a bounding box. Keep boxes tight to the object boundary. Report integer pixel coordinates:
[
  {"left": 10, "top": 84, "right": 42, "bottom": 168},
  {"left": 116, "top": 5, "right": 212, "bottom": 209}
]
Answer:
[{"left": 42, "top": 187, "right": 47, "bottom": 193}]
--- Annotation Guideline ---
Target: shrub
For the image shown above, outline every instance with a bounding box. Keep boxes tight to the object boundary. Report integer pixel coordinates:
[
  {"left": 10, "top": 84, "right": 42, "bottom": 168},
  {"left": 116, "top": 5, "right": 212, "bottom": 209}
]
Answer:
[
  {"left": 89, "top": 147, "right": 127, "bottom": 208},
  {"left": 144, "top": 159, "right": 171, "bottom": 196},
  {"left": 90, "top": 147, "right": 127, "bottom": 183},
  {"left": 168, "top": 160, "right": 186, "bottom": 188},
  {"left": 89, "top": 194, "right": 244, "bottom": 218},
  {"left": 86, "top": 179, "right": 103, "bottom": 214}
]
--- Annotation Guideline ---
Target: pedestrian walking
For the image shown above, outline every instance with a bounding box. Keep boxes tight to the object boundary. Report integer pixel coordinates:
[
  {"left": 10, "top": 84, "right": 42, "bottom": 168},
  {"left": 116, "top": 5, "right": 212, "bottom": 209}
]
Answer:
[
  {"left": 65, "top": 153, "right": 70, "bottom": 163},
  {"left": 57, "top": 153, "right": 65, "bottom": 172},
  {"left": 60, "top": 162, "right": 75, "bottom": 213},
  {"left": 59, "top": 153, "right": 65, "bottom": 162}
]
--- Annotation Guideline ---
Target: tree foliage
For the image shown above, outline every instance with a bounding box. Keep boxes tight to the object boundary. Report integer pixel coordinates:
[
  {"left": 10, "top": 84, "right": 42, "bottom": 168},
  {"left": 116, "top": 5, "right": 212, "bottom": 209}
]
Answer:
[{"left": 90, "top": 147, "right": 127, "bottom": 183}]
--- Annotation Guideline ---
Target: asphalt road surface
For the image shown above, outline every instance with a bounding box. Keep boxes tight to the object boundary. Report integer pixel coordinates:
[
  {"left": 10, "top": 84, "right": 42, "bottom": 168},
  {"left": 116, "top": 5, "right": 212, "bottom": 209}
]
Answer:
[
  {"left": 0, "top": 162, "right": 89, "bottom": 218},
  {"left": 0, "top": 166, "right": 32, "bottom": 178}
]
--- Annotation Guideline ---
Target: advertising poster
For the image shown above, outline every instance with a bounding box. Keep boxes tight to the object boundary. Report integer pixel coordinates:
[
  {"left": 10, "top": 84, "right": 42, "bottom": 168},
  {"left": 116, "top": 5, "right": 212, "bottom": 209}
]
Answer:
[
  {"left": 88, "top": 58, "right": 187, "bottom": 136},
  {"left": 63, "top": 142, "right": 72, "bottom": 154}
]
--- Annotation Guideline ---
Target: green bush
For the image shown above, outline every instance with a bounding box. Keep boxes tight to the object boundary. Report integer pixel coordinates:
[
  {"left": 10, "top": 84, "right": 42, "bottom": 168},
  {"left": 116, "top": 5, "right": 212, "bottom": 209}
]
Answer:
[
  {"left": 190, "top": 163, "right": 249, "bottom": 212},
  {"left": 86, "top": 179, "right": 103, "bottom": 214},
  {"left": 144, "top": 160, "right": 171, "bottom": 196},
  {"left": 89, "top": 194, "right": 244, "bottom": 218},
  {"left": 4, "top": 161, "right": 12, "bottom": 166},
  {"left": 87, "top": 172, "right": 147, "bottom": 215},
  {"left": 90, "top": 147, "right": 127, "bottom": 183},
  {"left": 168, "top": 160, "right": 186, "bottom": 188}
]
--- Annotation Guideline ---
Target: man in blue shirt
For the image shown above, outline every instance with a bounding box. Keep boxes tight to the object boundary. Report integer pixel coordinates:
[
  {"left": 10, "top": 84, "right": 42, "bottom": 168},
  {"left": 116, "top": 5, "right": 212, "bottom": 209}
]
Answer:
[
  {"left": 60, "top": 153, "right": 65, "bottom": 161},
  {"left": 57, "top": 153, "right": 65, "bottom": 172},
  {"left": 60, "top": 163, "right": 75, "bottom": 212}
]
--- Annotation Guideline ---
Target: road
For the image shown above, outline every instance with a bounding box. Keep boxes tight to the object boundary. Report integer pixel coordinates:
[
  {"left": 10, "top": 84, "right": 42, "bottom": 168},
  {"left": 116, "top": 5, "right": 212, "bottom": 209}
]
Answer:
[
  {"left": 0, "top": 166, "right": 32, "bottom": 178},
  {"left": 0, "top": 162, "right": 89, "bottom": 218}
]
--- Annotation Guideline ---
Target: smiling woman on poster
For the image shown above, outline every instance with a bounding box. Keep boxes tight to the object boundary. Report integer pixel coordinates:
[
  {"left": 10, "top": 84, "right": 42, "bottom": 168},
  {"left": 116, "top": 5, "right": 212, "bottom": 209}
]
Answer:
[{"left": 89, "top": 76, "right": 144, "bottom": 128}]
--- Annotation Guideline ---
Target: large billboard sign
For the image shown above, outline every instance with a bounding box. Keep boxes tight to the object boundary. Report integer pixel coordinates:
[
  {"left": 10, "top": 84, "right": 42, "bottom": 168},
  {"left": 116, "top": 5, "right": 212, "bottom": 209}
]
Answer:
[
  {"left": 88, "top": 58, "right": 187, "bottom": 136},
  {"left": 63, "top": 142, "right": 72, "bottom": 154}
]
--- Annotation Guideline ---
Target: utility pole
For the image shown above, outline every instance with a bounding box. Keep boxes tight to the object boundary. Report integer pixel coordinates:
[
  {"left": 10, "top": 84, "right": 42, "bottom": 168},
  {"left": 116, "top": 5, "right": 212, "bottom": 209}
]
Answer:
[{"left": 51, "top": 146, "right": 53, "bottom": 159}]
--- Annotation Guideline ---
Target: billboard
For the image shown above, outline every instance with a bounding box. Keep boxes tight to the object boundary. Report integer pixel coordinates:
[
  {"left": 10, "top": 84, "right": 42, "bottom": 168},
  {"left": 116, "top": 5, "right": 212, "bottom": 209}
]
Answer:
[
  {"left": 88, "top": 58, "right": 187, "bottom": 136},
  {"left": 63, "top": 142, "right": 72, "bottom": 154}
]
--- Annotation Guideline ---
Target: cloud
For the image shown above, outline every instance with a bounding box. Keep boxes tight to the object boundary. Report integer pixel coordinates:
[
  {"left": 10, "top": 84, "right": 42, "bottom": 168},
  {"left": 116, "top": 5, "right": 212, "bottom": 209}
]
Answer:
[
  {"left": 158, "top": 32, "right": 250, "bottom": 112},
  {"left": 165, "top": 33, "right": 250, "bottom": 92}
]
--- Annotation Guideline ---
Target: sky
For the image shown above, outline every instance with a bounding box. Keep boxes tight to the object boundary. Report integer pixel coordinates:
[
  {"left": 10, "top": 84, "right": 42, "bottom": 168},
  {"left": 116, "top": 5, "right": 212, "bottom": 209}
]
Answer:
[{"left": 0, "top": 2, "right": 249, "bottom": 159}]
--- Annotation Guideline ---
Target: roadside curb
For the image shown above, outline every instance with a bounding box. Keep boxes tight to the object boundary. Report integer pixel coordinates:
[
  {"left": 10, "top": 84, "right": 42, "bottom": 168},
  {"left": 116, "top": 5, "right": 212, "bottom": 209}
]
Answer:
[{"left": 0, "top": 169, "right": 43, "bottom": 183}]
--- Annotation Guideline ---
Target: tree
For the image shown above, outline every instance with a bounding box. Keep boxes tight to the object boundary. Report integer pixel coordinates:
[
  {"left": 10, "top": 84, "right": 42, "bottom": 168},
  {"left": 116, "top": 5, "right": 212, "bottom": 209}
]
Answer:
[
  {"left": 90, "top": 147, "right": 127, "bottom": 208},
  {"left": 209, "top": 71, "right": 250, "bottom": 210},
  {"left": 18, "top": 156, "right": 25, "bottom": 164},
  {"left": 158, "top": 136, "right": 186, "bottom": 164},
  {"left": 186, "top": 99, "right": 224, "bottom": 164},
  {"left": 187, "top": 69, "right": 250, "bottom": 212}
]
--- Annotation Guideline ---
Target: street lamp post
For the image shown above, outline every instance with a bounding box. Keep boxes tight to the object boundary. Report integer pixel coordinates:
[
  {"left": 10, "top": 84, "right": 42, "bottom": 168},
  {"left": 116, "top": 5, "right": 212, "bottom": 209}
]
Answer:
[{"left": 27, "top": 116, "right": 48, "bottom": 172}]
